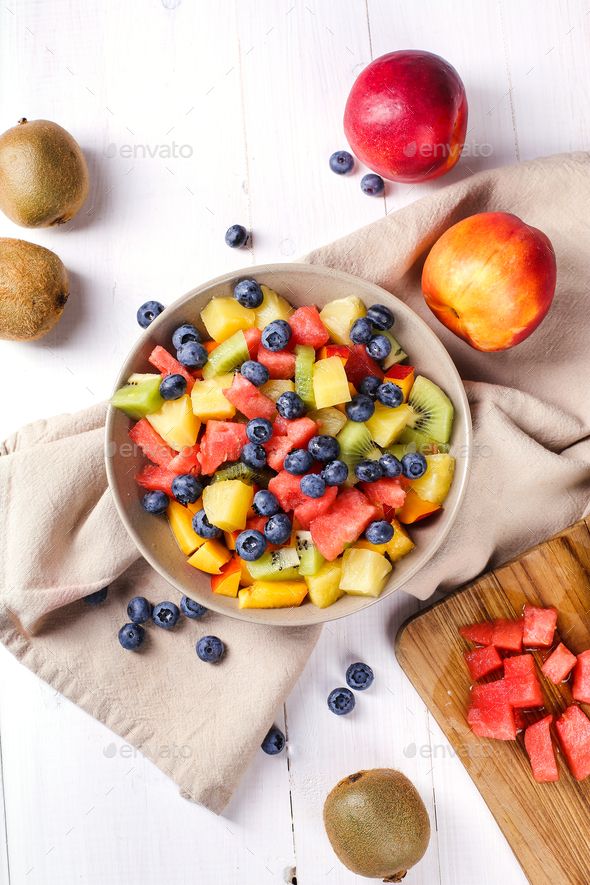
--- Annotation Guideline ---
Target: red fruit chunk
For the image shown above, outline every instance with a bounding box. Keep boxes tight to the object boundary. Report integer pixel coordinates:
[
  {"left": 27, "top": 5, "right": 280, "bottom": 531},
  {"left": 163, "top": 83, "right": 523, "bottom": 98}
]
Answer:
[
  {"left": 572, "top": 649, "right": 590, "bottom": 703},
  {"left": 148, "top": 345, "right": 195, "bottom": 392},
  {"left": 384, "top": 364, "right": 414, "bottom": 381},
  {"left": 136, "top": 464, "right": 177, "bottom": 496},
  {"left": 504, "top": 654, "right": 544, "bottom": 708},
  {"left": 492, "top": 618, "right": 523, "bottom": 652},
  {"left": 198, "top": 420, "right": 248, "bottom": 475},
  {"left": 459, "top": 621, "right": 494, "bottom": 646},
  {"left": 244, "top": 327, "right": 262, "bottom": 359},
  {"left": 223, "top": 373, "right": 276, "bottom": 421},
  {"left": 555, "top": 705, "right": 590, "bottom": 780},
  {"left": 542, "top": 642, "right": 577, "bottom": 685},
  {"left": 344, "top": 344, "right": 384, "bottom": 388},
  {"left": 264, "top": 435, "right": 294, "bottom": 471},
  {"left": 523, "top": 604, "right": 558, "bottom": 648},
  {"left": 129, "top": 419, "right": 175, "bottom": 467},
  {"left": 468, "top": 679, "right": 516, "bottom": 740},
  {"left": 273, "top": 416, "right": 318, "bottom": 447},
  {"left": 168, "top": 445, "right": 201, "bottom": 475},
  {"left": 524, "top": 715, "right": 559, "bottom": 783},
  {"left": 294, "top": 485, "right": 338, "bottom": 529},
  {"left": 257, "top": 346, "right": 296, "bottom": 380},
  {"left": 268, "top": 470, "right": 309, "bottom": 512},
  {"left": 360, "top": 477, "right": 406, "bottom": 510},
  {"left": 289, "top": 305, "right": 330, "bottom": 348},
  {"left": 464, "top": 645, "right": 503, "bottom": 682},
  {"left": 310, "top": 488, "right": 379, "bottom": 561}
]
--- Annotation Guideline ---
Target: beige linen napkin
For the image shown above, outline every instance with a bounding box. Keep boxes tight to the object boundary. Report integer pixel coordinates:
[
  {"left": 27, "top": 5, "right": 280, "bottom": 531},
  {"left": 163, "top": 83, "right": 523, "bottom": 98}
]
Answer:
[{"left": 2, "top": 151, "right": 590, "bottom": 813}]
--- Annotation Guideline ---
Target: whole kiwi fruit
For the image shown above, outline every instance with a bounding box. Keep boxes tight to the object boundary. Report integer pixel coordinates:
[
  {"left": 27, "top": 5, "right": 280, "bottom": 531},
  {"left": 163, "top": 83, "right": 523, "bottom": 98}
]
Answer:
[
  {"left": 0, "top": 238, "right": 69, "bottom": 340},
  {"left": 323, "top": 769, "right": 430, "bottom": 882},
  {"left": 0, "top": 118, "right": 89, "bottom": 227}
]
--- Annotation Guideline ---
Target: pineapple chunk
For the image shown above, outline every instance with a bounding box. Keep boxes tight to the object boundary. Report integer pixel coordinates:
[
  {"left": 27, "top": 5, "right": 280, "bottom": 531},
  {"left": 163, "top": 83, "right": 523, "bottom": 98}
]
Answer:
[
  {"left": 340, "top": 548, "right": 392, "bottom": 597},
  {"left": 386, "top": 518, "right": 415, "bottom": 562},
  {"left": 307, "top": 406, "right": 347, "bottom": 436},
  {"left": 238, "top": 580, "right": 308, "bottom": 609},
  {"left": 191, "top": 374, "right": 236, "bottom": 420},
  {"left": 410, "top": 454, "right": 455, "bottom": 505},
  {"left": 202, "top": 480, "right": 253, "bottom": 532},
  {"left": 319, "top": 295, "right": 366, "bottom": 346},
  {"left": 255, "top": 285, "right": 293, "bottom": 329},
  {"left": 313, "top": 356, "right": 352, "bottom": 410},
  {"left": 305, "top": 560, "right": 344, "bottom": 608},
  {"left": 146, "top": 395, "right": 200, "bottom": 452},
  {"left": 366, "top": 403, "right": 413, "bottom": 447},
  {"left": 167, "top": 501, "right": 205, "bottom": 555},
  {"left": 261, "top": 379, "right": 295, "bottom": 402},
  {"left": 201, "top": 297, "right": 256, "bottom": 342},
  {"left": 187, "top": 539, "right": 231, "bottom": 574}
]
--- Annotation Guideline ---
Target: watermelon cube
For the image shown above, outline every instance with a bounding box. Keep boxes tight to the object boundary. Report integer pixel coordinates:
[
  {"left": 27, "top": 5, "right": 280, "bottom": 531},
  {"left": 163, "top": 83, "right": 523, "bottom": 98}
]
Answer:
[
  {"left": 168, "top": 444, "right": 201, "bottom": 475},
  {"left": 294, "top": 485, "right": 338, "bottom": 529},
  {"left": 555, "top": 705, "right": 590, "bottom": 780},
  {"left": 289, "top": 305, "right": 330, "bottom": 348},
  {"left": 129, "top": 418, "right": 175, "bottom": 467},
  {"left": 310, "top": 488, "right": 379, "bottom": 561},
  {"left": 136, "top": 463, "right": 177, "bottom": 496},
  {"left": 268, "top": 470, "right": 309, "bottom": 512},
  {"left": 468, "top": 679, "right": 516, "bottom": 740},
  {"left": 257, "top": 346, "right": 296, "bottom": 380},
  {"left": 198, "top": 420, "right": 248, "bottom": 475},
  {"left": 244, "top": 326, "right": 262, "bottom": 359},
  {"left": 524, "top": 715, "right": 559, "bottom": 783},
  {"left": 344, "top": 344, "right": 384, "bottom": 388},
  {"left": 264, "top": 435, "right": 294, "bottom": 471},
  {"left": 273, "top": 416, "right": 318, "bottom": 447},
  {"left": 523, "top": 604, "right": 558, "bottom": 648},
  {"left": 492, "top": 618, "right": 523, "bottom": 652},
  {"left": 459, "top": 621, "right": 494, "bottom": 646},
  {"left": 223, "top": 373, "right": 276, "bottom": 421},
  {"left": 360, "top": 478, "right": 407, "bottom": 510},
  {"left": 572, "top": 650, "right": 590, "bottom": 703},
  {"left": 148, "top": 345, "right": 195, "bottom": 392},
  {"left": 464, "top": 645, "right": 503, "bottom": 682},
  {"left": 541, "top": 642, "right": 577, "bottom": 685},
  {"left": 504, "top": 654, "right": 544, "bottom": 708}
]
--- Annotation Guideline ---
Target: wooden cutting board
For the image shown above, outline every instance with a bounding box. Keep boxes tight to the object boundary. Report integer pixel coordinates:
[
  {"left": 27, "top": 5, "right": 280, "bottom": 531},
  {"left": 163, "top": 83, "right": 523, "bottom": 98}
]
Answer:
[{"left": 396, "top": 516, "right": 590, "bottom": 885}]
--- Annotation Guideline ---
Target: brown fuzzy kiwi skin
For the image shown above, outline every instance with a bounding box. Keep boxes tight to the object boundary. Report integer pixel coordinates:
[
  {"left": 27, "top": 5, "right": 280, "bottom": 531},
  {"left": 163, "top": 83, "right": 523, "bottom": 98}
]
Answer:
[
  {"left": 323, "top": 769, "right": 430, "bottom": 882},
  {"left": 0, "top": 238, "right": 69, "bottom": 340},
  {"left": 0, "top": 118, "right": 89, "bottom": 228}
]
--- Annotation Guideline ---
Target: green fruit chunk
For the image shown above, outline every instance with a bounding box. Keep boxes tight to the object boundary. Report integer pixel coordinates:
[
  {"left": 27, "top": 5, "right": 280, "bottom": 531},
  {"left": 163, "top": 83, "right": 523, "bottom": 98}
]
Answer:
[
  {"left": 246, "top": 547, "right": 300, "bottom": 581},
  {"left": 295, "top": 344, "right": 316, "bottom": 409},
  {"left": 202, "top": 330, "right": 249, "bottom": 379},
  {"left": 308, "top": 406, "right": 347, "bottom": 437},
  {"left": 400, "top": 375, "right": 454, "bottom": 445},
  {"left": 296, "top": 531, "right": 325, "bottom": 576},
  {"left": 211, "top": 461, "right": 272, "bottom": 487},
  {"left": 381, "top": 331, "right": 407, "bottom": 369},
  {"left": 386, "top": 439, "right": 450, "bottom": 459},
  {"left": 111, "top": 373, "right": 164, "bottom": 419},
  {"left": 336, "top": 421, "right": 382, "bottom": 484}
]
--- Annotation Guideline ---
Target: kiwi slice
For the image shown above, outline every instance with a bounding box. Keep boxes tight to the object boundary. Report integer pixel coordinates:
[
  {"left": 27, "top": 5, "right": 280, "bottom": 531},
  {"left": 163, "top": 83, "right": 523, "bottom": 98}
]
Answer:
[
  {"left": 111, "top": 373, "right": 163, "bottom": 419},
  {"left": 295, "top": 344, "right": 316, "bottom": 409},
  {"left": 308, "top": 407, "right": 347, "bottom": 437},
  {"left": 296, "top": 531, "right": 325, "bottom": 576},
  {"left": 202, "top": 330, "right": 249, "bottom": 379},
  {"left": 246, "top": 547, "right": 300, "bottom": 581},
  {"left": 210, "top": 461, "right": 272, "bottom": 487},
  {"left": 336, "top": 421, "right": 382, "bottom": 484},
  {"left": 381, "top": 331, "right": 407, "bottom": 370},
  {"left": 387, "top": 440, "right": 450, "bottom": 459},
  {"left": 399, "top": 375, "right": 454, "bottom": 445}
]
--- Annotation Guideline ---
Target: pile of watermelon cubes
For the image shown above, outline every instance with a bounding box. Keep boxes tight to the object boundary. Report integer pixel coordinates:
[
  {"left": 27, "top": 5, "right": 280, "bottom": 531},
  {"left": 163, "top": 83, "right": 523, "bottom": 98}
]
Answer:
[{"left": 461, "top": 604, "right": 590, "bottom": 783}]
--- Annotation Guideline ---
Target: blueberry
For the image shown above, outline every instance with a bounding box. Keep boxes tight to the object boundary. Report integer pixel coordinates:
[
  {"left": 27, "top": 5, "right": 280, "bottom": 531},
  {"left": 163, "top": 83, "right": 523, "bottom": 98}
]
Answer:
[
  {"left": 360, "top": 173, "right": 385, "bottom": 196},
  {"left": 171, "top": 473, "right": 202, "bottom": 505},
  {"left": 284, "top": 448, "right": 314, "bottom": 475},
  {"left": 253, "top": 489, "right": 280, "bottom": 517},
  {"left": 327, "top": 687, "right": 355, "bottom": 715},
  {"left": 261, "top": 725, "right": 286, "bottom": 755},
  {"left": 300, "top": 473, "right": 326, "bottom": 498},
  {"left": 322, "top": 459, "right": 349, "bottom": 486},
  {"left": 350, "top": 317, "right": 373, "bottom": 345},
  {"left": 225, "top": 224, "right": 249, "bottom": 249},
  {"left": 276, "top": 391, "right": 305, "bottom": 420},
  {"left": 172, "top": 323, "right": 201, "bottom": 349},
  {"left": 152, "top": 601, "right": 180, "bottom": 629},
  {"left": 246, "top": 417, "right": 273, "bottom": 443},
  {"left": 377, "top": 381, "right": 403, "bottom": 408},
  {"left": 177, "top": 341, "right": 208, "bottom": 369},
  {"left": 379, "top": 453, "right": 403, "bottom": 478},
  {"left": 142, "top": 490, "right": 169, "bottom": 514},
  {"left": 127, "top": 596, "right": 152, "bottom": 624},
  {"left": 367, "top": 304, "right": 394, "bottom": 330},
  {"left": 365, "top": 519, "right": 394, "bottom": 544},
  {"left": 180, "top": 596, "right": 208, "bottom": 619},
  {"left": 354, "top": 459, "right": 383, "bottom": 483},
  {"left": 192, "top": 509, "right": 222, "bottom": 540},
  {"left": 241, "top": 360, "right": 269, "bottom": 387},
  {"left": 84, "top": 586, "right": 108, "bottom": 605},
  {"left": 236, "top": 529, "right": 267, "bottom": 561},
  {"left": 234, "top": 278, "right": 263, "bottom": 309},
  {"left": 118, "top": 623, "right": 145, "bottom": 650},
  {"left": 308, "top": 434, "right": 339, "bottom": 462},
  {"left": 264, "top": 513, "right": 292, "bottom": 545},
  {"left": 346, "top": 662, "right": 374, "bottom": 691},
  {"left": 137, "top": 300, "right": 164, "bottom": 329},
  {"left": 345, "top": 394, "right": 375, "bottom": 423},
  {"left": 359, "top": 375, "right": 382, "bottom": 399},
  {"left": 367, "top": 334, "right": 392, "bottom": 362},
  {"left": 159, "top": 373, "right": 187, "bottom": 400},
  {"left": 241, "top": 442, "right": 267, "bottom": 470},
  {"left": 401, "top": 451, "right": 427, "bottom": 479},
  {"left": 196, "top": 635, "right": 225, "bottom": 663},
  {"left": 261, "top": 319, "right": 291, "bottom": 352},
  {"left": 329, "top": 150, "right": 354, "bottom": 174}
]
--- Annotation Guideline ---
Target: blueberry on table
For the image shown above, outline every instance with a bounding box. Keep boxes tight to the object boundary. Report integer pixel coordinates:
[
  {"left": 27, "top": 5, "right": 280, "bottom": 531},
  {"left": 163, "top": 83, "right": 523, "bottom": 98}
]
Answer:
[
  {"left": 276, "top": 390, "right": 305, "bottom": 420},
  {"left": 142, "top": 490, "right": 169, "bottom": 514},
  {"left": 180, "top": 596, "right": 208, "bottom": 619},
  {"left": 192, "top": 509, "right": 222, "bottom": 539},
  {"left": 366, "top": 334, "right": 392, "bottom": 362},
  {"left": 252, "top": 489, "right": 280, "bottom": 517},
  {"left": 264, "top": 513, "right": 292, "bottom": 545},
  {"left": 350, "top": 317, "right": 373, "bottom": 345},
  {"left": 152, "top": 601, "right": 180, "bottom": 630},
  {"left": 308, "top": 434, "right": 340, "bottom": 462},
  {"left": 322, "top": 459, "right": 349, "bottom": 486},
  {"left": 377, "top": 381, "right": 403, "bottom": 408},
  {"left": 367, "top": 303, "right": 394, "bottom": 330},
  {"left": 118, "top": 623, "right": 145, "bottom": 651},
  {"left": 241, "top": 442, "right": 267, "bottom": 470},
  {"left": 225, "top": 224, "right": 249, "bottom": 249},
  {"left": 284, "top": 448, "right": 314, "bottom": 475},
  {"left": 127, "top": 596, "right": 153, "bottom": 624},
  {"left": 345, "top": 394, "right": 375, "bottom": 423},
  {"left": 329, "top": 150, "right": 354, "bottom": 174},
  {"left": 196, "top": 635, "right": 225, "bottom": 663},
  {"left": 359, "top": 375, "right": 382, "bottom": 399},
  {"left": 84, "top": 586, "right": 108, "bottom": 605},
  {"left": 360, "top": 173, "right": 385, "bottom": 196},
  {"left": 172, "top": 322, "right": 201, "bottom": 349},
  {"left": 246, "top": 417, "right": 273, "bottom": 444},
  {"left": 261, "top": 725, "right": 286, "bottom": 755},
  {"left": 365, "top": 520, "right": 394, "bottom": 545},
  {"left": 261, "top": 319, "right": 292, "bottom": 352},
  {"left": 327, "top": 687, "right": 356, "bottom": 715},
  {"left": 401, "top": 451, "right": 427, "bottom": 479},
  {"left": 241, "top": 359, "right": 269, "bottom": 387},
  {"left": 172, "top": 473, "right": 202, "bottom": 505},
  {"left": 346, "top": 662, "right": 374, "bottom": 691},
  {"left": 137, "top": 300, "right": 164, "bottom": 329},
  {"left": 300, "top": 473, "right": 326, "bottom": 498},
  {"left": 379, "top": 453, "right": 402, "bottom": 478},
  {"left": 159, "top": 373, "right": 187, "bottom": 400},
  {"left": 236, "top": 529, "right": 267, "bottom": 561},
  {"left": 234, "top": 278, "right": 263, "bottom": 308},
  {"left": 176, "top": 340, "right": 208, "bottom": 369},
  {"left": 354, "top": 459, "right": 383, "bottom": 483}
]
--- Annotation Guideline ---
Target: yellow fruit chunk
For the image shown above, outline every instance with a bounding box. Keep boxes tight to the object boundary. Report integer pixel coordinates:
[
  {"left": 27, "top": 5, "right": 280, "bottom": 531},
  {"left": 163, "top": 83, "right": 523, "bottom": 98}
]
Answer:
[
  {"left": 240, "top": 558, "right": 255, "bottom": 586},
  {"left": 366, "top": 403, "right": 412, "bottom": 448},
  {"left": 167, "top": 501, "right": 205, "bottom": 555},
  {"left": 261, "top": 379, "right": 295, "bottom": 402},
  {"left": 397, "top": 489, "right": 441, "bottom": 524},
  {"left": 224, "top": 530, "right": 238, "bottom": 551},
  {"left": 191, "top": 374, "right": 236, "bottom": 420},
  {"left": 410, "top": 454, "right": 455, "bottom": 505},
  {"left": 305, "top": 560, "right": 344, "bottom": 608},
  {"left": 385, "top": 367, "right": 415, "bottom": 401},
  {"left": 313, "top": 356, "right": 352, "bottom": 410},
  {"left": 308, "top": 406, "right": 347, "bottom": 436},
  {"left": 255, "top": 285, "right": 293, "bottom": 329},
  {"left": 146, "top": 395, "right": 200, "bottom": 452},
  {"left": 340, "top": 548, "right": 392, "bottom": 598},
  {"left": 319, "top": 295, "right": 366, "bottom": 346},
  {"left": 201, "top": 297, "right": 256, "bottom": 342},
  {"left": 187, "top": 539, "right": 230, "bottom": 574},
  {"left": 187, "top": 497, "right": 203, "bottom": 515},
  {"left": 202, "top": 480, "right": 253, "bottom": 532},
  {"left": 386, "top": 518, "right": 415, "bottom": 562},
  {"left": 238, "top": 580, "right": 308, "bottom": 609},
  {"left": 211, "top": 558, "right": 242, "bottom": 597}
]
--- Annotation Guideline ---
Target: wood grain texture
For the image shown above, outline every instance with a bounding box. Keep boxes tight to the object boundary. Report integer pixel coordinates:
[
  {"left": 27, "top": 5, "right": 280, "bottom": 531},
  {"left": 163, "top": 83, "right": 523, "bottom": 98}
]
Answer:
[{"left": 396, "top": 517, "right": 590, "bottom": 885}]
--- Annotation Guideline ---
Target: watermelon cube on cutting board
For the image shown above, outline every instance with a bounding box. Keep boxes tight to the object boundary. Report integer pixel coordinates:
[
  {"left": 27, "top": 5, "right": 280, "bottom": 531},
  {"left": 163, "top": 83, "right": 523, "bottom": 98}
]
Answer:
[
  {"left": 524, "top": 715, "right": 559, "bottom": 783},
  {"left": 541, "top": 643, "right": 577, "bottom": 685}
]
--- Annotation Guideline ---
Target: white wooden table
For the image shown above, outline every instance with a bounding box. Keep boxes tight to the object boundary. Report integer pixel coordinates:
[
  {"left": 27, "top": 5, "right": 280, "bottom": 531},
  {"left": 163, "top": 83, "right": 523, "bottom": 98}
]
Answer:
[{"left": 0, "top": 1, "right": 587, "bottom": 882}]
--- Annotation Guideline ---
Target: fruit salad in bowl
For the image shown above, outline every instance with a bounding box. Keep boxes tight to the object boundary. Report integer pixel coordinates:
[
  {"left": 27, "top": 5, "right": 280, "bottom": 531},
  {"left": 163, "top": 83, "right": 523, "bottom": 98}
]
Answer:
[{"left": 106, "top": 264, "right": 471, "bottom": 626}]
